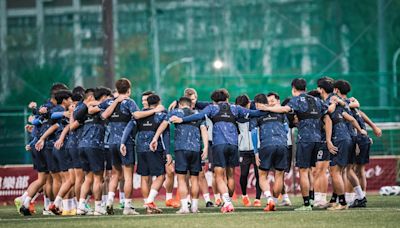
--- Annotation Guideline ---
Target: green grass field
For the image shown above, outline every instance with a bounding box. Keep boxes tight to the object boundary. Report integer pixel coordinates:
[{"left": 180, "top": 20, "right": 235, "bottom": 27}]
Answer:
[{"left": 0, "top": 195, "right": 399, "bottom": 228}]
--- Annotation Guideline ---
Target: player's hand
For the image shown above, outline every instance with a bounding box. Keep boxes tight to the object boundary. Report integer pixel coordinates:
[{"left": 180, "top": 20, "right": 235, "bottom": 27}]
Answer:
[
  {"left": 355, "top": 144, "right": 361, "bottom": 156},
  {"left": 39, "top": 107, "right": 47, "bottom": 114},
  {"left": 25, "top": 145, "right": 31, "bottom": 152},
  {"left": 166, "top": 154, "right": 173, "bottom": 166},
  {"left": 360, "top": 129, "right": 368, "bottom": 136},
  {"left": 69, "top": 104, "right": 76, "bottom": 113},
  {"left": 201, "top": 147, "right": 208, "bottom": 161},
  {"left": 168, "top": 101, "right": 178, "bottom": 111},
  {"left": 63, "top": 111, "right": 71, "bottom": 118},
  {"left": 154, "top": 105, "right": 165, "bottom": 113},
  {"left": 35, "top": 139, "right": 45, "bottom": 151},
  {"left": 54, "top": 138, "right": 64, "bottom": 150},
  {"left": 169, "top": 116, "right": 183, "bottom": 123},
  {"left": 327, "top": 140, "right": 338, "bottom": 155},
  {"left": 116, "top": 95, "right": 128, "bottom": 103},
  {"left": 255, "top": 154, "right": 261, "bottom": 167},
  {"left": 120, "top": 144, "right": 127, "bottom": 156},
  {"left": 149, "top": 139, "right": 158, "bottom": 152},
  {"left": 28, "top": 102, "right": 37, "bottom": 109},
  {"left": 25, "top": 124, "right": 33, "bottom": 133},
  {"left": 28, "top": 115, "right": 35, "bottom": 123},
  {"left": 330, "top": 96, "right": 339, "bottom": 104},
  {"left": 373, "top": 127, "right": 382, "bottom": 137},
  {"left": 257, "top": 104, "right": 269, "bottom": 111}
]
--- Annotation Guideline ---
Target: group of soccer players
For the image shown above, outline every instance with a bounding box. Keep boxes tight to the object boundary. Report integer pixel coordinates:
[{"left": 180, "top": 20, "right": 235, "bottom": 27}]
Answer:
[{"left": 14, "top": 76, "right": 382, "bottom": 216}]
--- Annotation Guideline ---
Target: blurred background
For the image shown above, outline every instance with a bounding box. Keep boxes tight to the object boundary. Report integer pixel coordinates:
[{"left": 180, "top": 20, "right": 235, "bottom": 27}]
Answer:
[{"left": 0, "top": 0, "right": 400, "bottom": 165}]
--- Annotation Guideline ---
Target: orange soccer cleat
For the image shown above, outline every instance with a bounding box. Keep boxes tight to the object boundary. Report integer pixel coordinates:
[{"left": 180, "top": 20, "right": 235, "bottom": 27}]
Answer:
[
  {"left": 242, "top": 196, "right": 251, "bottom": 207},
  {"left": 165, "top": 199, "right": 180, "bottom": 208}
]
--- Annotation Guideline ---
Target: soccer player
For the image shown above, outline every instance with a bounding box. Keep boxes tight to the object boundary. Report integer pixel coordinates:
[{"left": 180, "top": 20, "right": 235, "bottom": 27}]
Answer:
[
  {"left": 150, "top": 96, "right": 208, "bottom": 213},
  {"left": 333, "top": 80, "right": 379, "bottom": 207},
  {"left": 121, "top": 94, "right": 168, "bottom": 214},
  {"left": 252, "top": 93, "right": 288, "bottom": 212},
  {"left": 75, "top": 87, "right": 111, "bottom": 215},
  {"left": 235, "top": 94, "right": 262, "bottom": 207},
  {"left": 169, "top": 89, "right": 268, "bottom": 213},
  {"left": 47, "top": 90, "right": 75, "bottom": 215},
  {"left": 100, "top": 79, "right": 162, "bottom": 215},
  {"left": 258, "top": 78, "right": 335, "bottom": 211}
]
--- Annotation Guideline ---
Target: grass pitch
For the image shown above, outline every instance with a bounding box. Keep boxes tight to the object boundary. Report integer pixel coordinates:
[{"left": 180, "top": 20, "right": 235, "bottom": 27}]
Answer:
[{"left": 0, "top": 195, "right": 399, "bottom": 228}]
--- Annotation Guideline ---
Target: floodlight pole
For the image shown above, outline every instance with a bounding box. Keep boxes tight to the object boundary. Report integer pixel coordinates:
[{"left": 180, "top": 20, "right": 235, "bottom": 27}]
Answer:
[{"left": 102, "top": 0, "right": 115, "bottom": 89}]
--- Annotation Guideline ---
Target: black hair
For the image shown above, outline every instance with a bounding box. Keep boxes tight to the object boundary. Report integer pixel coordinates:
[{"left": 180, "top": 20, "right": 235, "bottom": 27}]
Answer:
[
  {"left": 54, "top": 90, "right": 72, "bottom": 105},
  {"left": 115, "top": 78, "right": 131, "bottom": 94},
  {"left": 147, "top": 94, "right": 161, "bottom": 106},
  {"left": 254, "top": 93, "right": 268, "bottom": 104},
  {"left": 291, "top": 78, "right": 306, "bottom": 91},
  {"left": 333, "top": 80, "right": 351, "bottom": 95},
  {"left": 84, "top": 88, "right": 95, "bottom": 99},
  {"left": 178, "top": 97, "right": 192, "bottom": 107},
  {"left": 94, "top": 87, "right": 112, "bottom": 100},
  {"left": 307, "top": 89, "right": 322, "bottom": 99},
  {"left": 235, "top": 94, "right": 250, "bottom": 108},
  {"left": 281, "top": 97, "right": 291, "bottom": 106},
  {"left": 142, "top": 91, "right": 155, "bottom": 96},
  {"left": 266, "top": 92, "right": 280, "bottom": 100},
  {"left": 210, "top": 89, "right": 230, "bottom": 102},
  {"left": 317, "top": 78, "right": 334, "bottom": 93},
  {"left": 71, "top": 86, "right": 85, "bottom": 102},
  {"left": 50, "top": 83, "right": 68, "bottom": 97}
]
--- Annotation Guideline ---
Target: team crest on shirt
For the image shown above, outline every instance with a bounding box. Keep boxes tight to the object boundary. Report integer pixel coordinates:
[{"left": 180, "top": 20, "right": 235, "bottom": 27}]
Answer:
[{"left": 317, "top": 150, "right": 323, "bottom": 159}]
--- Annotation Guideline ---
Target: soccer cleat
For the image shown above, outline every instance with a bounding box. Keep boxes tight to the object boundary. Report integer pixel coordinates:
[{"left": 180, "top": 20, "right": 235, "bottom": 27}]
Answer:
[
  {"left": 325, "top": 202, "right": 338, "bottom": 209},
  {"left": 294, "top": 205, "right": 312, "bottom": 211},
  {"left": 123, "top": 207, "right": 140, "bottom": 215},
  {"left": 106, "top": 205, "right": 114, "bottom": 215},
  {"left": 280, "top": 198, "right": 292, "bottom": 206},
  {"left": 94, "top": 207, "right": 107, "bottom": 216},
  {"left": 14, "top": 197, "right": 22, "bottom": 214},
  {"left": 215, "top": 198, "right": 223, "bottom": 207},
  {"left": 49, "top": 203, "right": 62, "bottom": 215},
  {"left": 242, "top": 196, "right": 251, "bottom": 207},
  {"left": 253, "top": 199, "right": 262, "bottom": 207},
  {"left": 166, "top": 199, "right": 180, "bottom": 208},
  {"left": 119, "top": 202, "right": 125, "bottom": 209},
  {"left": 176, "top": 208, "right": 190, "bottom": 214},
  {"left": 43, "top": 209, "right": 55, "bottom": 216},
  {"left": 205, "top": 201, "right": 214, "bottom": 207},
  {"left": 61, "top": 209, "right": 73, "bottom": 216},
  {"left": 263, "top": 201, "right": 276, "bottom": 212},
  {"left": 191, "top": 208, "right": 200, "bottom": 213},
  {"left": 220, "top": 203, "right": 235, "bottom": 213},
  {"left": 145, "top": 202, "right": 163, "bottom": 214},
  {"left": 19, "top": 206, "right": 32, "bottom": 216},
  {"left": 314, "top": 201, "right": 328, "bottom": 209},
  {"left": 327, "top": 204, "right": 348, "bottom": 211},
  {"left": 77, "top": 208, "right": 89, "bottom": 215},
  {"left": 29, "top": 202, "right": 36, "bottom": 214},
  {"left": 349, "top": 197, "right": 367, "bottom": 208},
  {"left": 310, "top": 199, "right": 314, "bottom": 207},
  {"left": 68, "top": 209, "right": 77, "bottom": 216}
]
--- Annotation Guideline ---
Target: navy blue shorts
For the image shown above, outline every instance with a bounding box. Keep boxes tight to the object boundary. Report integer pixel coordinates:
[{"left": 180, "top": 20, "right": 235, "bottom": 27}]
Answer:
[
  {"left": 285, "top": 145, "right": 293, "bottom": 173},
  {"left": 240, "top": 151, "right": 256, "bottom": 166},
  {"left": 295, "top": 142, "right": 320, "bottom": 168},
  {"left": 316, "top": 143, "right": 330, "bottom": 162},
  {"left": 355, "top": 135, "right": 371, "bottom": 165},
  {"left": 330, "top": 139, "right": 352, "bottom": 167},
  {"left": 103, "top": 148, "right": 112, "bottom": 170},
  {"left": 175, "top": 150, "right": 201, "bottom": 176},
  {"left": 31, "top": 149, "right": 48, "bottom": 173},
  {"left": 137, "top": 151, "right": 166, "bottom": 176},
  {"left": 258, "top": 145, "right": 288, "bottom": 171},
  {"left": 212, "top": 144, "right": 239, "bottom": 168},
  {"left": 110, "top": 144, "right": 135, "bottom": 167},
  {"left": 79, "top": 147, "right": 105, "bottom": 173},
  {"left": 53, "top": 147, "right": 72, "bottom": 172},
  {"left": 67, "top": 147, "right": 82, "bottom": 169},
  {"left": 43, "top": 147, "right": 59, "bottom": 173},
  {"left": 347, "top": 137, "right": 357, "bottom": 165}
]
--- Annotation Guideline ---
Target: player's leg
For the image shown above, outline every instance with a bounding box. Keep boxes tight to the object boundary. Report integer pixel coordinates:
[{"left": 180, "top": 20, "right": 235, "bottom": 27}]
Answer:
[
  {"left": 165, "top": 163, "right": 179, "bottom": 208},
  {"left": 19, "top": 172, "right": 49, "bottom": 215},
  {"left": 106, "top": 144, "right": 122, "bottom": 214},
  {"left": 145, "top": 151, "right": 166, "bottom": 214},
  {"left": 253, "top": 163, "right": 262, "bottom": 207},
  {"left": 294, "top": 142, "right": 313, "bottom": 211},
  {"left": 239, "top": 152, "right": 252, "bottom": 207},
  {"left": 199, "top": 167, "right": 213, "bottom": 207}
]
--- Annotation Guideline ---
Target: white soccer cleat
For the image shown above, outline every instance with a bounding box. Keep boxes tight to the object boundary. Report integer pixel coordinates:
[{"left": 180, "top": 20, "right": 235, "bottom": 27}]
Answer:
[
  {"left": 93, "top": 207, "right": 107, "bottom": 216},
  {"left": 176, "top": 208, "right": 190, "bottom": 214},
  {"left": 123, "top": 207, "right": 140, "bottom": 215}
]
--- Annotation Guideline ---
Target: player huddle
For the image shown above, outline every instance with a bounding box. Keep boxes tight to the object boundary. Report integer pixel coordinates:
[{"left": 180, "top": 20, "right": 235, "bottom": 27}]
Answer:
[{"left": 15, "top": 77, "right": 382, "bottom": 216}]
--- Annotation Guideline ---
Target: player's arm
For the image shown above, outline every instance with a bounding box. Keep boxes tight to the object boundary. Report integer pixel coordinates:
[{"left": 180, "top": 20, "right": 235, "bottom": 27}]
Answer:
[
  {"left": 54, "top": 124, "right": 70, "bottom": 150},
  {"left": 149, "top": 120, "right": 169, "bottom": 152},
  {"left": 101, "top": 95, "right": 127, "bottom": 119},
  {"left": 170, "top": 107, "right": 211, "bottom": 123},
  {"left": 132, "top": 105, "right": 165, "bottom": 119},
  {"left": 200, "top": 125, "right": 209, "bottom": 160},
  {"left": 348, "top": 97, "right": 360, "bottom": 109},
  {"left": 359, "top": 110, "right": 382, "bottom": 137},
  {"left": 342, "top": 112, "right": 367, "bottom": 135},
  {"left": 88, "top": 101, "right": 101, "bottom": 114},
  {"left": 323, "top": 115, "right": 338, "bottom": 154},
  {"left": 257, "top": 104, "right": 291, "bottom": 113},
  {"left": 51, "top": 111, "right": 69, "bottom": 119},
  {"left": 120, "top": 120, "right": 136, "bottom": 156},
  {"left": 35, "top": 124, "right": 59, "bottom": 151}
]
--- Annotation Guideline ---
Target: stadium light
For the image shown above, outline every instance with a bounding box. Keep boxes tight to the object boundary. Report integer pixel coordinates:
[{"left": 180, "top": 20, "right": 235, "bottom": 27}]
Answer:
[{"left": 213, "top": 59, "right": 224, "bottom": 70}]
